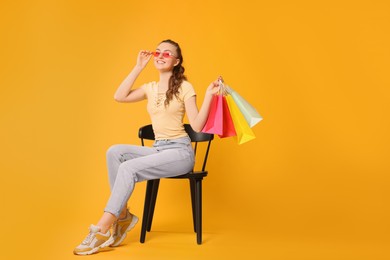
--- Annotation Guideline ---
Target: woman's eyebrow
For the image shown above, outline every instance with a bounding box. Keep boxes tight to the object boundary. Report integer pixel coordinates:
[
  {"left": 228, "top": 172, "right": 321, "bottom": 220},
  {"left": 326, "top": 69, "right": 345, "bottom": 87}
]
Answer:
[
  {"left": 155, "top": 48, "right": 175, "bottom": 54},
  {"left": 155, "top": 49, "right": 173, "bottom": 53}
]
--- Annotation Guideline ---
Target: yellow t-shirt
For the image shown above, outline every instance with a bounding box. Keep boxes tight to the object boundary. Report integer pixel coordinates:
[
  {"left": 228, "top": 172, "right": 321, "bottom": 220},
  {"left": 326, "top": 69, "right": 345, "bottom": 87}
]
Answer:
[{"left": 141, "top": 81, "right": 196, "bottom": 140}]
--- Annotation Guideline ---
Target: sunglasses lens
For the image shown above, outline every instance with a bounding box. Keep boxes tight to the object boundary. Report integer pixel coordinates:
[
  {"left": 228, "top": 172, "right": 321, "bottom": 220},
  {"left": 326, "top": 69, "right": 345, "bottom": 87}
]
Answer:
[{"left": 153, "top": 51, "right": 174, "bottom": 58}]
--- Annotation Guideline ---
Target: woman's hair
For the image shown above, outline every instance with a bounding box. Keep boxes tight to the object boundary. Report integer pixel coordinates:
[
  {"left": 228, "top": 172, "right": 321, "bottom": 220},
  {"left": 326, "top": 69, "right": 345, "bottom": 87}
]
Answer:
[{"left": 161, "top": 39, "right": 187, "bottom": 106}]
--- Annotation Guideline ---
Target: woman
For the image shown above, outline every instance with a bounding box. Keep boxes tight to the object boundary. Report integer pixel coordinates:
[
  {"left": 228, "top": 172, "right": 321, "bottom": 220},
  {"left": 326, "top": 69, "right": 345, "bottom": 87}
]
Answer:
[{"left": 74, "top": 39, "right": 220, "bottom": 255}]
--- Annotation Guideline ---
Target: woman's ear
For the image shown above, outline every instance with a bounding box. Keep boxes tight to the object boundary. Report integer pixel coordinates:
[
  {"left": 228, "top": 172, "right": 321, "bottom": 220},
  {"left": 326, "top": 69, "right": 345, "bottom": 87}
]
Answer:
[{"left": 174, "top": 59, "right": 180, "bottom": 66}]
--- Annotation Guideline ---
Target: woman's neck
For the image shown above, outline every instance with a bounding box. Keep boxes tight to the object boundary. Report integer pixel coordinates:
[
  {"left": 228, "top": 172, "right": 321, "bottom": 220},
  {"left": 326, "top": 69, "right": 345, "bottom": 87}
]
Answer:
[{"left": 158, "top": 71, "right": 173, "bottom": 92}]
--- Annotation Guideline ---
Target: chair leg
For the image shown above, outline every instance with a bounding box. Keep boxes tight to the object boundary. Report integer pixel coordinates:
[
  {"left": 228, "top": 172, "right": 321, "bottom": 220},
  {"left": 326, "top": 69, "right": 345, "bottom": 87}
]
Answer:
[
  {"left": 140, "top": 180, "right": 154, "bottom": 243},
  {"left": 195, "top": 179, "right": 203, "bottom": 245},
  {"left": 189, "top": 179, "right": 196, "bottom": 232},
  {"left": 147, "top": 179, "right": 160, "bottom": 232}
]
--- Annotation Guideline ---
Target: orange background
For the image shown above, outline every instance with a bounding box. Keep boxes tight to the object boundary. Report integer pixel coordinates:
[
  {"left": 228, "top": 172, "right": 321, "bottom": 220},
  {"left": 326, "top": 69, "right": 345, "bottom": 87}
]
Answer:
[{"left": 1, "top": 1, "right": 389, "bottom": 259}]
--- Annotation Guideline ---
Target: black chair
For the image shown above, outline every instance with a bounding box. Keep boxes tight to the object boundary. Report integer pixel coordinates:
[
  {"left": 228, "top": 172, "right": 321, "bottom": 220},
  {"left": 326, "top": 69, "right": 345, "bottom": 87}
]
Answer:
[{"left": 138, "top": 124, "right": 213, "bottom": 245}]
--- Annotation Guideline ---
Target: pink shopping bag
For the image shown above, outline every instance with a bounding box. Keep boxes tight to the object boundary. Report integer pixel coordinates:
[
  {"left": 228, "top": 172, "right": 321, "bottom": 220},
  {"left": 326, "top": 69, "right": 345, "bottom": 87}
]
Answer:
[{"left": 201, "top": 94, "right": 223, "bottom": 135}]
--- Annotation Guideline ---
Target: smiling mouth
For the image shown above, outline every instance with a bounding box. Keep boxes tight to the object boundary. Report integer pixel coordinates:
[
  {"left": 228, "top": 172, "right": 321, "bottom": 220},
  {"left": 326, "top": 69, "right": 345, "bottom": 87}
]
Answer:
[{"left": 156, "top": 60, "right": 165, "bottom": 64}]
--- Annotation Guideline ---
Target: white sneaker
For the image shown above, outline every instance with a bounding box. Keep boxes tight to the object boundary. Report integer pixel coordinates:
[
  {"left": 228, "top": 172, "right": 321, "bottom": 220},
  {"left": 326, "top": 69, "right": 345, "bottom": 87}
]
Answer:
[
  {"left": 73, "top": 224, "right": 114, "bottom": 255},
  {"left": 111, "top": 210, "right": 139, "bottom": 247}
]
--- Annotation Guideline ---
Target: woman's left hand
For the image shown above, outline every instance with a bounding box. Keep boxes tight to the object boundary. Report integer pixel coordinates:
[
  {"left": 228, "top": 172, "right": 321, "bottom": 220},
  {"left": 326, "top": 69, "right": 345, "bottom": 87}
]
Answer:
[{"left": 206, "top": 76, "right": 222, "bottom": 96}]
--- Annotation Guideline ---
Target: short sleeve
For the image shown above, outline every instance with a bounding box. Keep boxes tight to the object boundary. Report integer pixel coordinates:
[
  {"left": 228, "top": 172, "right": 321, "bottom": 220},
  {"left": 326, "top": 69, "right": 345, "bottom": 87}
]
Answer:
[{"left": 181, "top": 81, "right": 196, "bottom": 102}]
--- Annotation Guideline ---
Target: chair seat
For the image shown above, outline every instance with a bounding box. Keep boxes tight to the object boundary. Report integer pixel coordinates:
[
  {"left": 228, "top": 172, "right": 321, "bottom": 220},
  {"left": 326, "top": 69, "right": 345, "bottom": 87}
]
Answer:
[{"left": 168, "top": 171, "right": 208, "bottom": 179}]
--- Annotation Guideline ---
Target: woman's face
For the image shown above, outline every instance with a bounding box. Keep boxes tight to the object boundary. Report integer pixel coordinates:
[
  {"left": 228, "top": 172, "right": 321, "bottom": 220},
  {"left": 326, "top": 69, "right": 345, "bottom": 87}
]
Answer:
[{"left": 153, "top": 42, "right": 180, "bottom": 72}]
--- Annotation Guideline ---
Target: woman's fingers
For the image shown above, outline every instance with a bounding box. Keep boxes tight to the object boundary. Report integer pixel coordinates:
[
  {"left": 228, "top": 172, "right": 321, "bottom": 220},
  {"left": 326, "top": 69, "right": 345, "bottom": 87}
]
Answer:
[
  {"left": 136, "top": 50, "right": 153, "bottom": 68},
  {"left": 140, "top": 50, "right": 153, "bottom": 56},
  {"left": 139, "top": 50, "right": 153, "bottom": 60}
]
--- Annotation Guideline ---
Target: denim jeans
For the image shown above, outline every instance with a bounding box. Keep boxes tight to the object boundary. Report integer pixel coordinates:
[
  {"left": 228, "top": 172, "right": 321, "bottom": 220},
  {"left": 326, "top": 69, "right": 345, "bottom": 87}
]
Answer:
[{"left": 104, "top": 136, "right": 195, "bottom": 217}]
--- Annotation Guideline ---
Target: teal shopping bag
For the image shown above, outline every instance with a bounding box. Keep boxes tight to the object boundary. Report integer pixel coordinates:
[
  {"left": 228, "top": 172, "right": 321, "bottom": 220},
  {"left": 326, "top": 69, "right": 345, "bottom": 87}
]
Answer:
[{"left": 226, "top": 86, "right": 263, "bottom": 127}]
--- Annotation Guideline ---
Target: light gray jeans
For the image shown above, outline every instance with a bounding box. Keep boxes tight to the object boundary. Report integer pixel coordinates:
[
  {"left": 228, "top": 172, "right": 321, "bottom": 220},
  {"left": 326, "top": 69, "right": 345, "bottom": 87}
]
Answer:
[{"left": 104, "top": 136, "right": 195, "bottom": 217}]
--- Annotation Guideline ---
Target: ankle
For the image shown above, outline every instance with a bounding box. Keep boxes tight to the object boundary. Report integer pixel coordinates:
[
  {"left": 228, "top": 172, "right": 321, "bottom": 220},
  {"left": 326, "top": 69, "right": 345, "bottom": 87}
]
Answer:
[
  {"left": 119, "top": 209, "right": 129, "bottom": 220},
  {"left": 98, "top": 225, "right": 110, "bottom": 234}
]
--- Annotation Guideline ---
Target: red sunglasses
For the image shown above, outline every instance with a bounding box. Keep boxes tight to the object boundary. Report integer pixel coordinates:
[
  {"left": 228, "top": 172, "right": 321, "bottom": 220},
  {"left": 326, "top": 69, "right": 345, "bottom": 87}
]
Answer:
[{"left": 152, "top": 51, "right": 176, "bottom": 58}]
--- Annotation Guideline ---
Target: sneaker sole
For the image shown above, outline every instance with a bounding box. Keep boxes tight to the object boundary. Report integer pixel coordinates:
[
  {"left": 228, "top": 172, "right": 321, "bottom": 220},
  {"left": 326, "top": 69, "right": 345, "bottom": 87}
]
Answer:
[
  {"left": 74, "top": 236, "right": 114, "bottom": 256},
  {"left": 111, "top": 215, "right": 139, "bottom": 247}
]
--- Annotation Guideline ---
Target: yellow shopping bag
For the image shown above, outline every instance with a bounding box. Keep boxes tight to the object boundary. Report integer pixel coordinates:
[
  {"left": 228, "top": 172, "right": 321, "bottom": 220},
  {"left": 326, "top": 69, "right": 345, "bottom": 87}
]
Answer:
[{"left": 226, "top": 94, "right": 256, "bottom": 144}]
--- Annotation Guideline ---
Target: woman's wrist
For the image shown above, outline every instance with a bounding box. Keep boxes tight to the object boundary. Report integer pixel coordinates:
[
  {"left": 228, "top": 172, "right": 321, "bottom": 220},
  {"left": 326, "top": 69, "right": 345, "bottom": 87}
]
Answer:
[
  {"left": 203, "top": 92, "right": 214, "bottom": 104},
  {"left": 133, "top": 64, "right": 144, "bottom": 72}
]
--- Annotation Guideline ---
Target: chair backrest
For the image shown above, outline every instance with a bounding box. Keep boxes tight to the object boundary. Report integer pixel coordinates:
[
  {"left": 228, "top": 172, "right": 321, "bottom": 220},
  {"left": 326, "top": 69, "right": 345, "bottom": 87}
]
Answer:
[{"left": 138, "top": 124, "right": 214, "bottom": 171}]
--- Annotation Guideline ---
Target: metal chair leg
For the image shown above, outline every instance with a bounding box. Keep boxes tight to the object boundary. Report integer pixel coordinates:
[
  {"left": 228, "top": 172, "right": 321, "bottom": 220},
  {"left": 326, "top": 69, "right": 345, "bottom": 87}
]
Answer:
[
  {"left": 140, "top": 180, "right": 154, "bottom": 243},
  {"left": 195, "top": 179, "right": 202, "bottom": 244},
  {"left": 189, "top": 179, "right": 197, "bottom": 232},
  {"left": 147, "top": 179, "right": 160, "bottom": 232}
]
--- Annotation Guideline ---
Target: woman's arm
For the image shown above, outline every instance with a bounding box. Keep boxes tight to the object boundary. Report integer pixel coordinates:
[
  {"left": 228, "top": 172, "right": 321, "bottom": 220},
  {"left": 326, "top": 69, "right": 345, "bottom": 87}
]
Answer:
[
  {"left": 185, "top": 78, "right": 221, "bottom": 132},
  {"left": 114, "top": 50, "right": 152, "bottom": 103}
]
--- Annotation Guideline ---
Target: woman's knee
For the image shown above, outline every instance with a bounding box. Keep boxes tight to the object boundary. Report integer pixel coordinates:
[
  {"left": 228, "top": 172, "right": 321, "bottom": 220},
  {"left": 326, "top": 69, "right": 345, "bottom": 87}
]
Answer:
[
  {"left": 107, "top": 144, "right": 119, "bottom": 155},
  {"left": 106, "top": 144, "right": 124, "bottom": 161}
]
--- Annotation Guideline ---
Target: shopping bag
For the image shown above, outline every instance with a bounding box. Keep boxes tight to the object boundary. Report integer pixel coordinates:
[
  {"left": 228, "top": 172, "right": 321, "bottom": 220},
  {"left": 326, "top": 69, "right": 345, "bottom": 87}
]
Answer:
[
  {"left": 218, "top": 96, "right": 236, "bottom": 138},
  {"left": 226, "top": 86, "right": 263, "bottom": 127},
  {"left": 201, "top": 94, "right": 223, "bottom": 135},
  {"left": 226, "top": 94, "right": 256, "bottom": 144}
]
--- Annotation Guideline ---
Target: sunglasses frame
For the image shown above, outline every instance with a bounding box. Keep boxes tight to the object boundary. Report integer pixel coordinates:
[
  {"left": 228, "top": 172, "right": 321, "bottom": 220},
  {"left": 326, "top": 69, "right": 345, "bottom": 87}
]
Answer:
[{"left": 152, "top": 51, "right": 177, "bottom": 59}]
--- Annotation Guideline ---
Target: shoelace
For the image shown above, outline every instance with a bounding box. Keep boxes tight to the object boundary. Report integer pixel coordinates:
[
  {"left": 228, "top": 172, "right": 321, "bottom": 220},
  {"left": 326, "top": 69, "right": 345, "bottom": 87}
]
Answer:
[{"left": 82, "top": 230, "right": 95, "bottom": 245}]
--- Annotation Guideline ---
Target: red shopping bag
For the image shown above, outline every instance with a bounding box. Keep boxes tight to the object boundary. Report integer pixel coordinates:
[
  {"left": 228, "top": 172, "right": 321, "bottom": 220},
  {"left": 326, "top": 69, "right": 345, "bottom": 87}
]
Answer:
[
  {"left": 201, "top": 94, "right": 223, "bottom": 135},
  {"left": 218, "top": 96, "right": 236, "bottom": 138}
]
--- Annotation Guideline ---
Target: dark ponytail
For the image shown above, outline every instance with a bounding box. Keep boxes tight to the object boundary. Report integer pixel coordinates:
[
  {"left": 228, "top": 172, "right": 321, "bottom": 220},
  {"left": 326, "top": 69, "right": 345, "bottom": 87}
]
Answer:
[{"left": 161, "top": 39, "right": 187, "bottom": 106}]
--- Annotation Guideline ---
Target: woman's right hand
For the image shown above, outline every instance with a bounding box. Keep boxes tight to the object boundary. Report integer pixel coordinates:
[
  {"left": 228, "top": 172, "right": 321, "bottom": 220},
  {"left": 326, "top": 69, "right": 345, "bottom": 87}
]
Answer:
[{"left": 136, "top": 50, "right": 153, "bottom": 69}]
